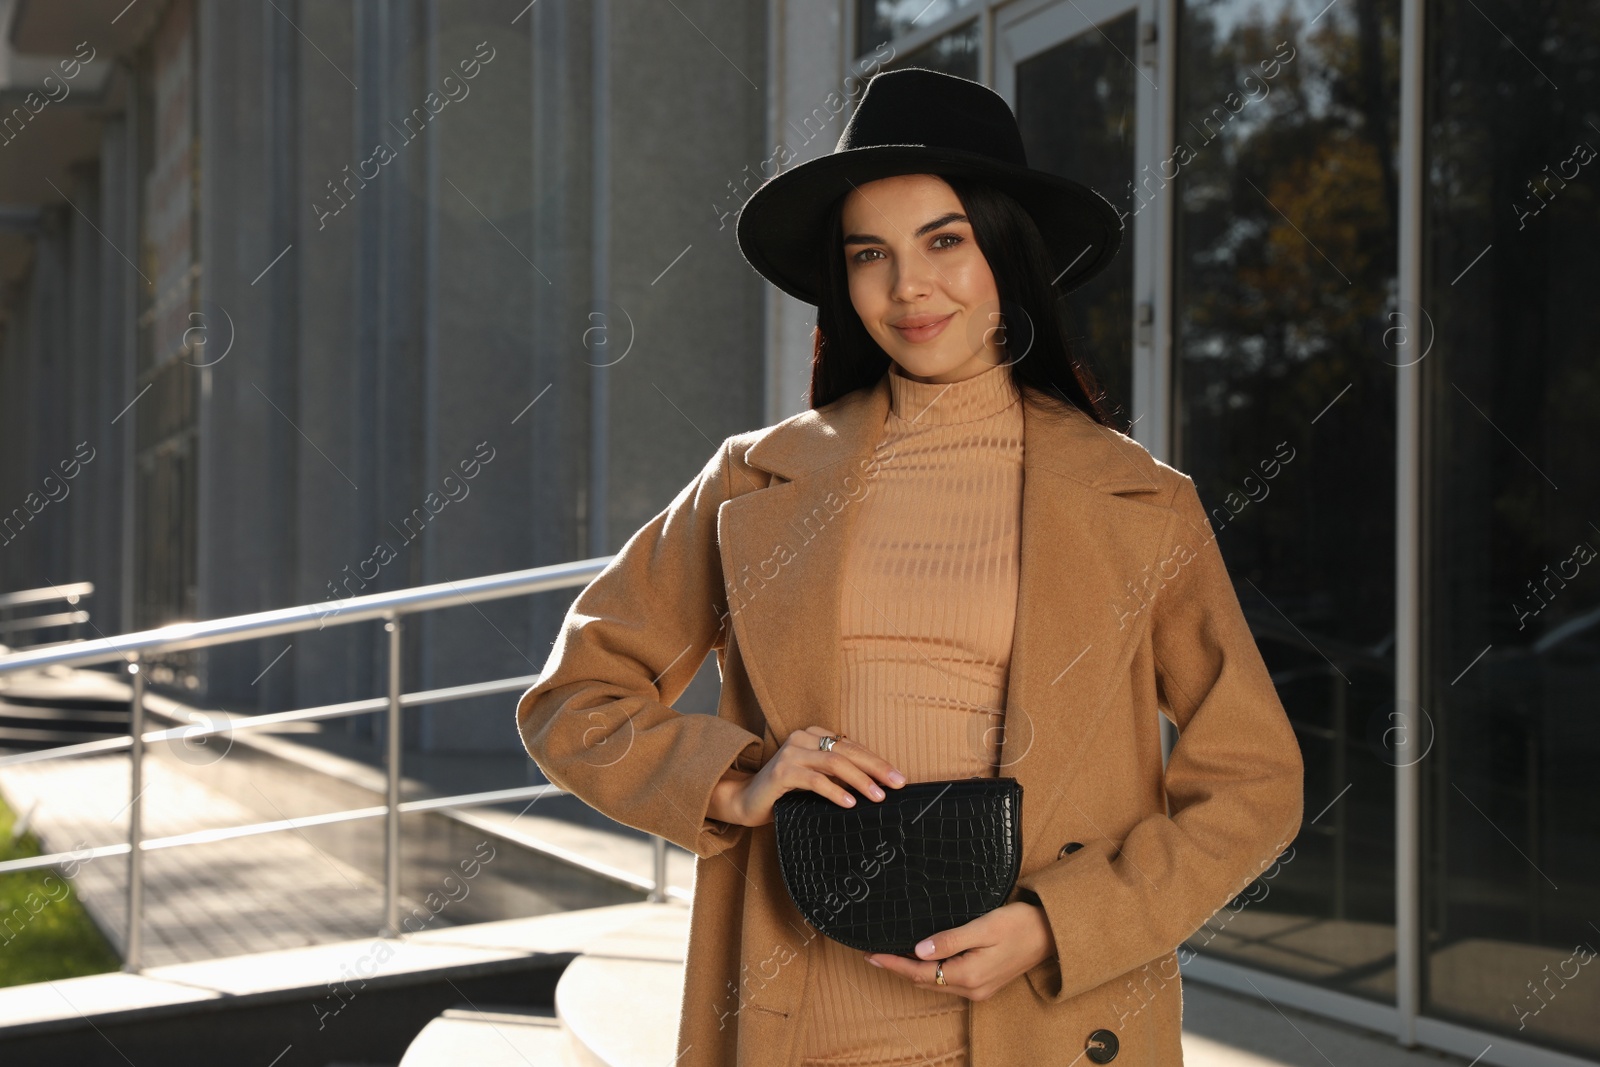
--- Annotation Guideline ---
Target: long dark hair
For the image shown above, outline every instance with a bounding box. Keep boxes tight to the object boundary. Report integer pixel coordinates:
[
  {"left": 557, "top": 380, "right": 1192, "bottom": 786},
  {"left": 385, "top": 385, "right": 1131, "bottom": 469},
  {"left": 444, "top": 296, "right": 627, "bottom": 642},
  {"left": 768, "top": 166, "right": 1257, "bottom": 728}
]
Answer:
[{"left": 808, "top": 173, "right": 1115, "bottom": 428}]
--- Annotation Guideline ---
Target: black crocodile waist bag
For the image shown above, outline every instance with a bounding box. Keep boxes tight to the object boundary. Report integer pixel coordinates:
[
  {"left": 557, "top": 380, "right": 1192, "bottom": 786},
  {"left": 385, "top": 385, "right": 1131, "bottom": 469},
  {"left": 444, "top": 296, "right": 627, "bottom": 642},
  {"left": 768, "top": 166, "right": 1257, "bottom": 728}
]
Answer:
[{"left": 772, "top": 777, "right": 1023, "bottom": 957}]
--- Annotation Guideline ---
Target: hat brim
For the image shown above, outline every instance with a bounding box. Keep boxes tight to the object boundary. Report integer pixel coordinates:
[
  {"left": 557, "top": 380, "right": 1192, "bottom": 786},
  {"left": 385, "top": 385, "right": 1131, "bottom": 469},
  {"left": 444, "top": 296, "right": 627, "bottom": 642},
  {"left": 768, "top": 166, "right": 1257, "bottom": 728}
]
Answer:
[{"left": 735, "top": 145, "right": 1125, "bottom": 307}]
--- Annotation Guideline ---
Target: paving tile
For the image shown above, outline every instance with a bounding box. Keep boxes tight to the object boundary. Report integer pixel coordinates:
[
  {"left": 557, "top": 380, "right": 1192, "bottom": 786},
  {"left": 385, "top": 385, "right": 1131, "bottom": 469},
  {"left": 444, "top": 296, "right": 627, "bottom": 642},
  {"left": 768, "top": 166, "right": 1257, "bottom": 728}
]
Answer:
[{"left": 0, "top": 754, "right": 451, "bottom": 968}]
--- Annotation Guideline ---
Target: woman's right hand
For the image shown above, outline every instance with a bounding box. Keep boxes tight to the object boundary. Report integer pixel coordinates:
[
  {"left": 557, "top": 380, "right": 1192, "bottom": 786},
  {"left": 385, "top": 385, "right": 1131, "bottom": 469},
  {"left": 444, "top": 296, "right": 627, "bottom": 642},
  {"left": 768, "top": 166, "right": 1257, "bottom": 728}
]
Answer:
[{"left": 714, "top": 726, "right": 907, "bottom": 828}]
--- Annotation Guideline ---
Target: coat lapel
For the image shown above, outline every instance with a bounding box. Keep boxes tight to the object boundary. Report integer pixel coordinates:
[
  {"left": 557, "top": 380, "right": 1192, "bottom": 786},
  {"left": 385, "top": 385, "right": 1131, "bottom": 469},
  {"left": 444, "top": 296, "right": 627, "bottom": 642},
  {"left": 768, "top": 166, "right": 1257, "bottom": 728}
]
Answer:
[{"left": 717, "top": 369, "right": 1176, "bottom": 867}]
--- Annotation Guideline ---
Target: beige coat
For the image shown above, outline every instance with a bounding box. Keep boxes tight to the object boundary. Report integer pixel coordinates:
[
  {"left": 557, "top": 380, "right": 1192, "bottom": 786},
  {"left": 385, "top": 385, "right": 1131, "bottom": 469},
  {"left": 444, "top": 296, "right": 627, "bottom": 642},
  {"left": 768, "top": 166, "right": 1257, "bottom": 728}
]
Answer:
[{"left": 516, "top": 368, "right": 1304, "bottom": 1066}]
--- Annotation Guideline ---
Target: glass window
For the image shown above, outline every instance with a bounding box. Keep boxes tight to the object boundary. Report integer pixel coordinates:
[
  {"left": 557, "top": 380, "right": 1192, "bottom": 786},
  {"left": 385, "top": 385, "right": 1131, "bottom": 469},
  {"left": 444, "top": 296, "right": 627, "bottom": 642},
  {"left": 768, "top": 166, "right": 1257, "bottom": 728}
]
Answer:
[
  {"left": 1174, "top": 0, "right": 1401, "bottom": 1002},
  {"left": 1013, "top": 7, "right": 1139, "bottom": 428},
  {"left": 1420, "top": 1, "right": 1600, "bottom": 1057},
  {"left": 881, "top": 18, "right": 980, "bottom": 81},
  {"left": 858, "top": 0, "right": 980, "bottom": 57}
]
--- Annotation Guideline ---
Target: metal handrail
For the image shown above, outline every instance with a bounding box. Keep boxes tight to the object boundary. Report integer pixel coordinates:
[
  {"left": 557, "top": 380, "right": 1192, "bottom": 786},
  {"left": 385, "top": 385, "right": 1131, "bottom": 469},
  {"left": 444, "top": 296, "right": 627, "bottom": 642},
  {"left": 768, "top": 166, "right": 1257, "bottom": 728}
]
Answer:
[
  {"left": 0, "top": 562, "right": 607, "bottom": 673},
  {"left": 0, "top": 610, "right": 90, "bottom": 635},
  {"left": 0, "top": 581, "right": 94, "bottom": 646},
  {"left": 0, "top": 581, "right": 94, "bottom": 611},
  {"left": 0, "top": 556, "right": 701, "bottom": 971}
]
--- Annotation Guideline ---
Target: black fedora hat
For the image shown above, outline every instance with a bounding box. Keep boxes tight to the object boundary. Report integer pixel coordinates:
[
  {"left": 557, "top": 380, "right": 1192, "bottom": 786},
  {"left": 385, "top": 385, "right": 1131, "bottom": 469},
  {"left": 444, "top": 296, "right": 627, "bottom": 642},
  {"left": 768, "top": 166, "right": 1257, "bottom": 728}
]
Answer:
[{"left": 735, "top": 66, "right": 1124, "bottom": 308}]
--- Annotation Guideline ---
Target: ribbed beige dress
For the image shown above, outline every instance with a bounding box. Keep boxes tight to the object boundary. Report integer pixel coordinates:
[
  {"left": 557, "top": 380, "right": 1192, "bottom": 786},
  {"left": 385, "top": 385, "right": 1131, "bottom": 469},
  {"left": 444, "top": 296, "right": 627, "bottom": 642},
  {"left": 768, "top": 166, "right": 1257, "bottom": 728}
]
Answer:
[{"left": 795, "top": 358, "right": 1024, "bottom": 1067}]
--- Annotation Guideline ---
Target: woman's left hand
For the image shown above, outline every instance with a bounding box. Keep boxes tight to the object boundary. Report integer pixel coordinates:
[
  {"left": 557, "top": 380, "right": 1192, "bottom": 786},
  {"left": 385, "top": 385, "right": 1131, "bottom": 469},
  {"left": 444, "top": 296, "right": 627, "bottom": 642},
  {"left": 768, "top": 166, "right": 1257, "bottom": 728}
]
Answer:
[{"left": 863, "top": 901, "right": 1056, "bottom": 1001}]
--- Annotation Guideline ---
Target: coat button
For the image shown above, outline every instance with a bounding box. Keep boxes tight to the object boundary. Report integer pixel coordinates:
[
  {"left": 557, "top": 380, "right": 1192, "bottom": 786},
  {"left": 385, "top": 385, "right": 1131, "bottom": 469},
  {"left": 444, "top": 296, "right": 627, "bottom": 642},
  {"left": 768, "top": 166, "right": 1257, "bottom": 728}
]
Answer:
[
  {"left": 1058, "top": 841, "right": 1084, "bottom": 859},
  {"left": 1086, "top": 1027, "right": 1119, "bottom": 1062}
]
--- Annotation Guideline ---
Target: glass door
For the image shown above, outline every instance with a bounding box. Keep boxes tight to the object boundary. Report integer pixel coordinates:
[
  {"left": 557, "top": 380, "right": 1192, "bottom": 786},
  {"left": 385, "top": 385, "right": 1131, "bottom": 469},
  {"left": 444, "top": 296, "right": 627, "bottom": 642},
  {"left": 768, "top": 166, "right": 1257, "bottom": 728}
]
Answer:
[{"left": 993, "top": 0, "right": 1162, "bottom": 442}]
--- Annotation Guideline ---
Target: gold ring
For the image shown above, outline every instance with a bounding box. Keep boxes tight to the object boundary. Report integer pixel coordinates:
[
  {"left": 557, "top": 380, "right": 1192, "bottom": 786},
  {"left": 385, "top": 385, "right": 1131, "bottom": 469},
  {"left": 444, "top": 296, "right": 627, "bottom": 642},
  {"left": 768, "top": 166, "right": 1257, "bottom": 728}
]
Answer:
[{"left": 934, "top": 961, "right": 946, "bottom": 986}]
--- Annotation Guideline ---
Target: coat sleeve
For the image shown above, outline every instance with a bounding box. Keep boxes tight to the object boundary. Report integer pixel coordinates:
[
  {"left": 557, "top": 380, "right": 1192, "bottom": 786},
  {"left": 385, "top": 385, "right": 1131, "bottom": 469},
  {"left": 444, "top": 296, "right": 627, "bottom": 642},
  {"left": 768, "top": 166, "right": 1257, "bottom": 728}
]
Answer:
[
  {"left": 514, "top": 435, "right": 768, "bottom": 861},
  {"left": 1012, "top": 472, "right": 1305, "bottom": 1005}
]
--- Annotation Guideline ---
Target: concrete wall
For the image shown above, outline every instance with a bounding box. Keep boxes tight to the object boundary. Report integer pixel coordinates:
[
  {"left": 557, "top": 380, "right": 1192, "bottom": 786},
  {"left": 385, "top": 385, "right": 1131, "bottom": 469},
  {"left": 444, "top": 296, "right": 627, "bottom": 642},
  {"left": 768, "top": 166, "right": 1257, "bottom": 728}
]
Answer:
[{"left": 0, "top": 114, "right": 136, "bottom": 640}]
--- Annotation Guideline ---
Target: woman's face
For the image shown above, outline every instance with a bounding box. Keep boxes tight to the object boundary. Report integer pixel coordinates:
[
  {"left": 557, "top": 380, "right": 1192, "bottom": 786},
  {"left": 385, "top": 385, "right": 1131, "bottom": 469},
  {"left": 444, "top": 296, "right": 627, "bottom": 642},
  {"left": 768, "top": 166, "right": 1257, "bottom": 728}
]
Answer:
[{"left": 840, "top": 173, "right": 1006, "bottom": 384}]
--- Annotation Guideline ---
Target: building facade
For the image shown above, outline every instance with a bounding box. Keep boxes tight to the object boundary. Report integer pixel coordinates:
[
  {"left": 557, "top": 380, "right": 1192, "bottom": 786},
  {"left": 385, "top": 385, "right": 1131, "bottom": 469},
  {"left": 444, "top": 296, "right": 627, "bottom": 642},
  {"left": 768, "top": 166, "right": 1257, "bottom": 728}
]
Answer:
[{"left": 1, "top": 1, "right": 1596, "bottom": 1063}]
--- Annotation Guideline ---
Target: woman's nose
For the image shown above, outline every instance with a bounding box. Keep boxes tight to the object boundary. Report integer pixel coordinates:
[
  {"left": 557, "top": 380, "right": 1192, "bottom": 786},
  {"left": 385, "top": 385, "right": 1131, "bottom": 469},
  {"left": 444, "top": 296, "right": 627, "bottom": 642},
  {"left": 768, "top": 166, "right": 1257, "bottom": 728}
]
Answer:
[{"left": 890, "top": 252, "right": 936, "bottom": 300}]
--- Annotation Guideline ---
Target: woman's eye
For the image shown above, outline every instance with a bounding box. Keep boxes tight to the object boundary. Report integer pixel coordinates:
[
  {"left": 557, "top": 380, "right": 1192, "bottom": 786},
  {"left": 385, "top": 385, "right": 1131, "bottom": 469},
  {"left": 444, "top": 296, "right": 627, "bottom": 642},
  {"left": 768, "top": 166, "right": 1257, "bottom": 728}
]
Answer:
[{"left": 852, "top": 235, "right": 961, "bottom": 264}]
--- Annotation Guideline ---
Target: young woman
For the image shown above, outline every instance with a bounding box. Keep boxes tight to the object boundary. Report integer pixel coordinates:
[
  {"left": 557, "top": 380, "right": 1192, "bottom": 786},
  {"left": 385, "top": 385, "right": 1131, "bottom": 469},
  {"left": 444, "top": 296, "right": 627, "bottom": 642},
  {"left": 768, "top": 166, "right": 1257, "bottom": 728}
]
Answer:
[{"left": 517, "top": 68, "right": 1304, "bottom": 1067}]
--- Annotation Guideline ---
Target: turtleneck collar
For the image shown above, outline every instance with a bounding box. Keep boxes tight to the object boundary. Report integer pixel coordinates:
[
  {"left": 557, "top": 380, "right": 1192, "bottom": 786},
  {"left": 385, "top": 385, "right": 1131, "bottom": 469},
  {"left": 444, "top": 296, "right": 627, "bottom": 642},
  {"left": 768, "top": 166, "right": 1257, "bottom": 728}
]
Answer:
[{"left": 887, "top": 358, "right": 1021, "bottom": 426}]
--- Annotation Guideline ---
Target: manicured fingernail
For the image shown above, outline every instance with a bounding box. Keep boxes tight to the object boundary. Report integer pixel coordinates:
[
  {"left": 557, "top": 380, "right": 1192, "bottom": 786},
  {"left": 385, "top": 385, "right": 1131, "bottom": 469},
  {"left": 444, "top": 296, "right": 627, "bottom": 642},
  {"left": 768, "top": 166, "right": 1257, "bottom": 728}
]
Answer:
[
  {"left": 865, "top": 955, "right": 883, "bottom": 967},
  {"left": 915, "top": 939, "right": 935, "bottom": 957},
  {"left": 889, "top": 770, "right": 906, "bottom": 785}
]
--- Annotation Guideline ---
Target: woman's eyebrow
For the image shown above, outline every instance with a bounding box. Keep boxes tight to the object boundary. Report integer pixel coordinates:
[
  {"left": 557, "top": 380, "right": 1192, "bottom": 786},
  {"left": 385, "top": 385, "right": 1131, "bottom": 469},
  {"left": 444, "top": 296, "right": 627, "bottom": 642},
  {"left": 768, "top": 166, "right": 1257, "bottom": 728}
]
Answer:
[{"left": 843, "top": 211, "right": 969, "bottom": 247}]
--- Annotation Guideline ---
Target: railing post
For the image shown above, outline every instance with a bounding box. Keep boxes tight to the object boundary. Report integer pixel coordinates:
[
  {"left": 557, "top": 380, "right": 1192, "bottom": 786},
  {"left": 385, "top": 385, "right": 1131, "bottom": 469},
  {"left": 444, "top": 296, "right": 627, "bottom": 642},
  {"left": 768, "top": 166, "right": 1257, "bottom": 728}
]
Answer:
[
  {"left": 649, "top": 834, "right": 667, "bottom": 903},
  {"left": 382, "top": 614, "right": 402, "bottom": 938},
  {"left": 124, "top": 656, "right": 144, "bottom": 972}
]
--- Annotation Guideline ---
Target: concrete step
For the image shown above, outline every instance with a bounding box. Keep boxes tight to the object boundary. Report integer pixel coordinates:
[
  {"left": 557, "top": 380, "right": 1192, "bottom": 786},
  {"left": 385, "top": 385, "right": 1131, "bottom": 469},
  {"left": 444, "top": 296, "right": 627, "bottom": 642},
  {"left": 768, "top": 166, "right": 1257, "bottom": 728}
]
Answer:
[
  {"left": 0, "top": 694, "right": 129, "bottom": 751},
  {"left": 554, "top": 905, "right": 689, "bottom": 1067},
  {"left": 391, "top": 902, "right": 687, "bottom": 1067},
  {"left": 0, "top": 667, "right": 132, "bottom": 751},
  {"left": 0, "top": 902, "right": 667, "bottom": 1066},
  {"left": 0, "top": 720, "right": 126, "bottom": 750},
  {"left": 397, "top": 1004, "right": 566, "bottom": 1067}
]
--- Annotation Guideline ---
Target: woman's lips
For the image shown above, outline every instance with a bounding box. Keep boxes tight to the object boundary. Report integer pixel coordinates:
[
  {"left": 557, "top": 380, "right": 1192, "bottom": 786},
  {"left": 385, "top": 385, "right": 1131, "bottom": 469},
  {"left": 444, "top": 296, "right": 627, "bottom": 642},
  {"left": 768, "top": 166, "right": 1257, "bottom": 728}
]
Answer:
[{"left": 891, "top": 312, "right": 955, "bottom": 343}]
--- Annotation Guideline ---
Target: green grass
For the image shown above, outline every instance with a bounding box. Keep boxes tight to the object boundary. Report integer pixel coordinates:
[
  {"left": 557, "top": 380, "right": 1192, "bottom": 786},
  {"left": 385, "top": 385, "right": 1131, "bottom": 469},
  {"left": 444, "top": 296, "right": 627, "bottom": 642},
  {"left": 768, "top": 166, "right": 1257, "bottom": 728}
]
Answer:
[{"left": 0, "top": 791, "right": 122, "bottom": 987}]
